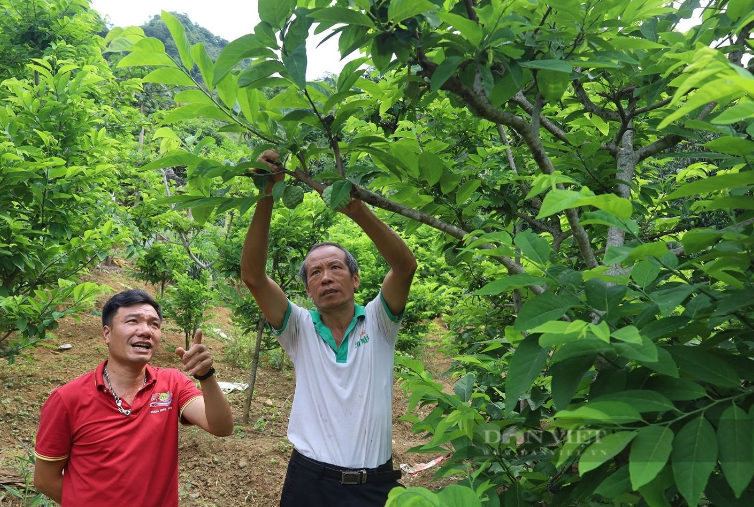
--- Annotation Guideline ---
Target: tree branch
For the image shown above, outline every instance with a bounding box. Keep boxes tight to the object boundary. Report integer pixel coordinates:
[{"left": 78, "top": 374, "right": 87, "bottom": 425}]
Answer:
[
  {"left": 418, "top": 54, "right": 599, "bottom": 269},
  {"left": 512, "top": 210, "right": 560, "bottom": 236},
  {"left": 161, "top": 168, "right": 212, "bottom": 270},
  {"left": 294, "top": 162, "right": 545, "bottom": 293},
  {"left": 509, "top": 92, "right": 570, "bottom": 144},
  {"left": 462, "top": 0, "right": 478, "bottom": 22},
  {"left": 572, "top": 77, "right": 621, "bottom": 122},
  {"left": 633, "top": 98, "right": 672, "bottom": 116},
  {"left": 635, "top": 101, "right": 717, "bottom": 162},
  {"left": 496, "top": 123, "right": 541, "bottom": 209}
]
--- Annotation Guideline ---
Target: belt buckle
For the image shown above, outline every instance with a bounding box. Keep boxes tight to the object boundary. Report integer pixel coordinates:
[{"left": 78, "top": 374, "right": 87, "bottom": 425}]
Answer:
[{"left": 341, "top": 469, "right": 366, "bottom": 485}]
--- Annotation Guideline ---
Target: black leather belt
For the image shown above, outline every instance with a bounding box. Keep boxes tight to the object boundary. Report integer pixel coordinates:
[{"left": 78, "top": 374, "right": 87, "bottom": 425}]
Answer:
[{"left": 291, "top": 449, "right": 402, "bottom": 485}]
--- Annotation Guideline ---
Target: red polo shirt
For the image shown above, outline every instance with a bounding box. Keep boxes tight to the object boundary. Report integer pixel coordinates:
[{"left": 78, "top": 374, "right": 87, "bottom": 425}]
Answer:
[{"left": 34, "top": 361, "right": 202, "bottom": 507}]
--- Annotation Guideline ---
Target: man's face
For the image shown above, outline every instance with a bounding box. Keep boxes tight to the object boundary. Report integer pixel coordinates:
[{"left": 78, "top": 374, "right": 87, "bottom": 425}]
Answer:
[
  {"left": 103, "top": 303, "right": 162, "bottom": 366},
  {"left": 305, "top": 245, "right": 360, "bottom": 312}
]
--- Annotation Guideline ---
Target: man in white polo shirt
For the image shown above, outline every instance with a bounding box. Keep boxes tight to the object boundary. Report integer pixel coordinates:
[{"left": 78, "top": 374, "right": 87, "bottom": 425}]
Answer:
[{"left": 241, "top": 151, "right": 417, "bottom": 507}]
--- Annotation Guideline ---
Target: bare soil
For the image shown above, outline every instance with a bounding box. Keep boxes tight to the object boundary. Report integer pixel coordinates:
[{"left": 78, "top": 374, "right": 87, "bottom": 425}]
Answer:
[{"left": 0, "top": 266, "right": 453, "bottom": 506}]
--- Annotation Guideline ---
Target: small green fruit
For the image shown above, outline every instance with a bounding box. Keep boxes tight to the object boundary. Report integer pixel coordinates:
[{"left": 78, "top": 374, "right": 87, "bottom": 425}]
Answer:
[
  {"left": 282, "top": 186, "right": 304, "bottom": 209},
  {"left": 444, "top": 248, "right": 459, "bottom": 266},
  {"left": 322, "top": 182, "right": 352, "bottom": 210}
]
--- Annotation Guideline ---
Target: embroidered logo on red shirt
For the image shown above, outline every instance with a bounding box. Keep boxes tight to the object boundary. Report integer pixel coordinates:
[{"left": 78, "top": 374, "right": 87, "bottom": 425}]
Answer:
[{"left": 150, "top": 391, "right": 173, "bottom": 408}]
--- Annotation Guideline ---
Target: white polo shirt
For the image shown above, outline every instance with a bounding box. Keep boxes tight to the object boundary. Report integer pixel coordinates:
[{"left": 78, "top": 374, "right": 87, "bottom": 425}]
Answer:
[{"left": 272, "top": 292, "right": 402, "bottom": 469}]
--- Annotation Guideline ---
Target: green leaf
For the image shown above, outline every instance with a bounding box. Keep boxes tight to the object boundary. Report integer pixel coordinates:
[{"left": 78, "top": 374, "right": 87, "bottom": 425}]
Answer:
[
  {"left": 435, "top": 485, "right": 482, "bottom": 507},
  {"left": 454, "top": 373, "right": 476, "bottom": 402},
  {"left": 191, "top": 43, "right": 215, "bottom": 89},
  {"left": 282, "top": 43, "right": 307, "bottom": 89},
  {"left": 152, "top": 127, "right": 182, "bottom": 142},
  {"left": 160, "top": 104, "right": 232, "bottom": 125},
  {"left": 712, "top": 101, "right": 754, "bottom": 124},
  {"left": 456, "top": 179, "right": 481, "bottom": 204},
  {"left": 537, "top": 188, "right": 582, "bottom": 218},
  {"left": 552, "top": 339, "right": 613, "bottom": 363},
  {"left": 705, "top": 195, "right": 754, "bottom": 210},
  {"left": 238, "top": 60, "right": 287, "bottom": 87},
  {"left": 388, "top": 0, "right": 437, "bottom": 23},
  {"left": 502, "top": 482, "right": 531, "bottom": 507},
  {"left": 259, "top": 0, "right": 296, "bottom": 29},
  {"left": 520, "top": 60, "right": 573, "bottom": 73},
  {"left": 610, "top": 37, "right": 666, "bottom": 50},
  {"left": 638, "top": 471, "right": 673, "bottom": 507},
  {"left": 337, "top": 58, "right": 368, "bottom": 92},
  {"left": 595, "top": 466, "right": 631, "bottom": 499},
  {"left": 650, "top": 283, "right": 700, "bottom": 317},
  {"left": 554, "top": 402, "right": 642, "bottom": 425},
  {"left": 338, "top": 25, "right": 373, "bottom": 59},
  {"left": 308, "top": 7, "right": 375, "bottom": 27},
  {"left": 327, "top": 180, "right": 353, "bottom": 209},
  {"left": 611, "top": 326, "right": 642, "bottom": 344},
  {"left": 672, "top": 417, "right": 718, "bottom": 507},
  {"left": 727, "top": 0, "right": 754, "bottom": 21},
  {"left": 537, "top": 69, "right": 570, "bottom": 102},
  {"left": 418, "top": 152, "right": 445, "bottom": 186},
  {"left": 140, "top": 150, "right": 202, "bottom": 171},
  {"left": 638, "top": 347, "right": 679, "bottom": 378},
  {"left": 585, "top": 278, "right": 626, "bottom": 315},
  {"left": 117, "top": 52, "right": 176, "bottom": 68},
  {"left": 631, "top": 261, "right": 661, "bottom": 288},
  {"left": 645, "top": 377, "right": 706, "bottom": 401},
  {"left": 630, "top": 426, "right": 674, "bottom": 490},
  {"left": 668, "top": 346, "right": 740, "bottom": 388},
  {"left": 703, "top": 137, "right": 754, "bottom": 156},
  {"left": 215, "top": 73, "right": 239, "bottom": 110},
  {"left": 717, "top": 404, "right": 754, "bottom": 497},
  {"left": 130, "top": 37, "right": 166, "bottom": 53},
  {"left": 514, "top": 292, "right": 579, "bottom": 330},
  {"left": 550, "top": 354, "right": 595, "bottom": 411},
  {"left": 142, "top": 68, "right": 194, "bottom": 86},
  {"left": 213, "top": 34, "right": 273, "bottom": 86},
  {"left": 667, "top": 172, "right": 754, "bottom": 199},
  {"left": 161, "top": 11, "right": 193, "bottom": 70},
  {"left": 386, "top": 487, "right": 441, "bottom": 506},
  {"left": 513, "top": 230, "right": 551, "bottom": 265},
  {"left": 613, "top": 335, "right": 659, "bottom": 362},
  {"left": 576, "top": 194, "right": 633, "bottom": 219},
  {"left": 431, "top": 56, "right": 464, "bottom": 92},
  {"left": 594, "top": 391, "right": 674, "bottom": 413},
  {"left": 474, "top": 274, "right": 545, "bottom": 295},
  {"left": 603, "top": 245, "right": 633, "bottom": 265},
  {"left": 437, "top": 12, "right": 483, "bottom": 46},
  {"left": 579, "top": 431, "right": 637, "bottom": 475},
  {"left": 505, "top": 334, "right": 549, "bottom": 416},
  {"left": 579, "top": 210, "right": 639, "bottom": 233},
  {"left": 706, "top": 475, "right": 754, "bottom": 507}
]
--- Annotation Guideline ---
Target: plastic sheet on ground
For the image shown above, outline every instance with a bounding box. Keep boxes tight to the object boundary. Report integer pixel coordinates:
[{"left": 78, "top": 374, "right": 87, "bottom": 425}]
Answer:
[
  {"left": 217, "top": 381, "right": 248, "bottom": 394},
  {"left": 399, "top": 456, "right": 445, "bottom": 475}
]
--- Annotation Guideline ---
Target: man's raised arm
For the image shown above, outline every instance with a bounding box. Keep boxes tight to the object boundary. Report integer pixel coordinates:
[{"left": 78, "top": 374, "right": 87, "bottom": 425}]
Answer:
[
  {"left": 341, "top": 200, "right": 417, "bottom": 316},
  {"left": 241, "top": 150, "right": 289, "bottom": 329}
]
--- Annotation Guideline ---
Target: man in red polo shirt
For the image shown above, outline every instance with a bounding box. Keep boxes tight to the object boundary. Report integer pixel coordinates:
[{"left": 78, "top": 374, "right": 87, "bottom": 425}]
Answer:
[{"left": 33, "top": 289, "right": 234, "bottom": 507}]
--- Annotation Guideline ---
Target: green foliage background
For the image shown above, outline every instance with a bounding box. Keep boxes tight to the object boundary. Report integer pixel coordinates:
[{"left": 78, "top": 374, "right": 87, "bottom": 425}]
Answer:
[{"left": 3, "top": 0, "right": 754, "bottom": 506}]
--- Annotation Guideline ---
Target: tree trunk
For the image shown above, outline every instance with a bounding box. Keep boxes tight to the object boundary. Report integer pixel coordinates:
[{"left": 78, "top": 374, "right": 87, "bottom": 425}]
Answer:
[
  {"left": 606, "top": 123, "right": 636, "bottom": 279},
  {"left": 243, "top": 316, "right": 266, "bottom": 424},
  {"left": 606, "top": 123, "right": 635, "bottom": 250}
]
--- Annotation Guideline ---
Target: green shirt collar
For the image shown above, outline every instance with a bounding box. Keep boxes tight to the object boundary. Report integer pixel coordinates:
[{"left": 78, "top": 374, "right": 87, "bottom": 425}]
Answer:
[{"left": 309, "top": 303, "right": 365, "bottom": 363}]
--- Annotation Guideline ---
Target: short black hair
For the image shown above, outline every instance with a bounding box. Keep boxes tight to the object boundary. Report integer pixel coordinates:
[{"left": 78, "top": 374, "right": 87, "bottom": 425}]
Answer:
[
  {"left": 299, "top": 242, "right": 359, "bottom": 288},
  {"left": 102, "top": 289, "right": 162, "bottom": 327}
]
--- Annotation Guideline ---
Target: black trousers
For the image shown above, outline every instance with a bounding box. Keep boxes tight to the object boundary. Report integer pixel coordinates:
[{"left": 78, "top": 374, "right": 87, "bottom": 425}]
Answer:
[{"left": 279, "top": 451, "right": 403, "bottom": 507}]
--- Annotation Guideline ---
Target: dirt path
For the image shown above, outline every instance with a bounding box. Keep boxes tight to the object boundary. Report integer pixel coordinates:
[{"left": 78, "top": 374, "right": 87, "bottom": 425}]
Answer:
[{"left": 0, "top": 268, "right": 452, "bottom": 506}]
